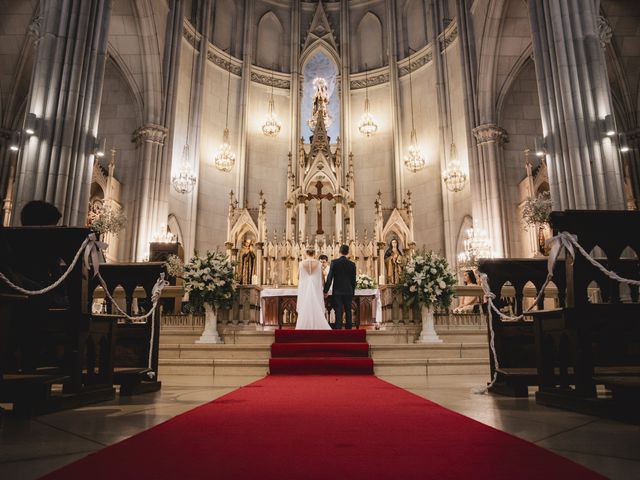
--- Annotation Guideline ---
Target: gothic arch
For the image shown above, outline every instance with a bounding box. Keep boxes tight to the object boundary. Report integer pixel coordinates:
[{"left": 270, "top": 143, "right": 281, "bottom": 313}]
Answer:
[
  {"left": 496, "top": 48, "right": 533, "bottom": 125},
  {"left": 403, "top": 0, "right": 429, "bottom": 55},
  {"left": 356, "top": 12, "right": 383, "bottom": 71},
  {"left": 105, "top": 49, "right": 144, "bottom": 126},
  {"left": 213, "top": 0, "right": 236, "bottom": 54},
  {"left": 167, "top": 213, "right": 184, "bottom": 247},
  {"left": 256, "top": 11, "right": 284, "bottom": 70}
]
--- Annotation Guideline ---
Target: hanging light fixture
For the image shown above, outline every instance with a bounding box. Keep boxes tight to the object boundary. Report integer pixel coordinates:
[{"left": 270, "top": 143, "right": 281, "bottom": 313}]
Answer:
[
  {"left": 172, "top": 30, "right": 198, "bottom": 194},
  {"left": 457, "top": 222, "right": 493, "bottom": 271},
  {"left": 214, "top": 48, "right": 236, "bottom": 172},
  {"left": 442, "top": 143, "right": 468, "bottom": 192},
  {"left": 358, "top": 64, "right": 378, "bottom": 137},
  {"left": 262, "top": 67, "right": 282, "bottom": 137},
  {"left": 404, "top": 49, "right": 426, "bottom": 172},
  {"left": 441, "top": 39, "right": 467, "bottom": 193}
]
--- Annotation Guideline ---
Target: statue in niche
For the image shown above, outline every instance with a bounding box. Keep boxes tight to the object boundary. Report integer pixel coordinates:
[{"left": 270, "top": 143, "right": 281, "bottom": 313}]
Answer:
[
  {"left": 384, "top": 238, "right": 404, "bottom": 284},
  {"left": 239, "top": 238, "right": 256, "bottom": 285}
]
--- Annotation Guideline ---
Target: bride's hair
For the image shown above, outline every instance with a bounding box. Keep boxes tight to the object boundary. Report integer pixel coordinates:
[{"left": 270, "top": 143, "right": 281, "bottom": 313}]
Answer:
[{"left": 305, "top": 247, "right": 315, "bottom": 256}]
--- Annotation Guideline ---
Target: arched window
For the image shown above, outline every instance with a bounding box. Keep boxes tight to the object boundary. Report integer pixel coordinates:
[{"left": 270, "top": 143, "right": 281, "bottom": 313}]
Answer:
[
  {"left": 256, "top": 12, "right": 284, "bottom": 70},
  {"left": 300, "top": 49, "right": 340, "bottom": 142},
  {"left": 213, "top": 0, "right": 235, "bottom": 53},
  {"left": 405, "top": 0, "right": 428, "bottom": 53}
]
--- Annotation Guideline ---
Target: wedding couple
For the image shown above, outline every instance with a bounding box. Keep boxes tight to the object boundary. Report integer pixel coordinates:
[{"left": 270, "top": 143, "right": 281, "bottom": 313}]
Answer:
[{"left": 296, "top": 244, "right": 356, "bottom": 330}]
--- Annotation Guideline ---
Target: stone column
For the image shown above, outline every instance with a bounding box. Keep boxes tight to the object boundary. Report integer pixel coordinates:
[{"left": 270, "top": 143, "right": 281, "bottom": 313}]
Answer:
[
  {"left": 237, "top": 0, "right": 255, "bottom": 207},
  {"left": 131, "top": 124, "right": 168, "bottom": 260},
  {"left": 386, "top": 0, "right": 404, "bottom": 206},
  {"left": 528, "top": 0, "right": 625, "bottom": 210},
  {"left": 12, "top": 0, "right": 112, "bottom": 226},
  {"left": 471, "top": 123, "right": 509, "bottom": 257},
  {"left": 297, "top": 198, "right": 306, "bottom": 242},
  {"left": 340, "top": 0, "right": 351, "bottom": 166},
  {"left": 622, "top": 128, "right": 640, "bottom": 210}
]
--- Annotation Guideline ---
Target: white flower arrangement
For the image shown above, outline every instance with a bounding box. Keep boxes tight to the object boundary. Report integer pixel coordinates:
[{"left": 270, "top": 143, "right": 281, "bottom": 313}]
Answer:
[
  {"left": 398, "top": 249, "right": 456, "bottom": 308},
  {"left": 356, "top": 273, "right": 376, "bottom": 290},
  {"left": 89, "top": 202, "right": 127, "bottom": 236},
  {"left": 165, "top": 251, "right": 237, "bottom": 312}
]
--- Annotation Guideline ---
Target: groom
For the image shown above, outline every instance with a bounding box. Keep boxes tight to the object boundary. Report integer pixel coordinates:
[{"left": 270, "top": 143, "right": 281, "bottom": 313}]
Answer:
[{"left": 323, "top": 245, "right": 356, "bottom": 329}]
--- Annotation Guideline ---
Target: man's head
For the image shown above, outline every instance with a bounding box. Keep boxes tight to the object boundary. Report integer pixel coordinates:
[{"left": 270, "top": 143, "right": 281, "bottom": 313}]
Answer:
[
  {"left": 339, "top": 244, "right": 349, "bottom": 256},
  {"left": 319, "top": 254, "right": 328, "bottom": 267},
  {"left": 21, "top": 201, "right": 62, "bottom": 226}
]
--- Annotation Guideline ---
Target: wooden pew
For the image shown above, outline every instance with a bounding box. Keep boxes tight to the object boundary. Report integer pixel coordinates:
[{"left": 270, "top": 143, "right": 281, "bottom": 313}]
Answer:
[
  {"left": 0, "top": 227, "right": 116, "bottom": 417},
  {"left": 477, "top": 258, "right": 566, "bottom": 397},
  {"left": 90, "top": 263, "right": 164, "bottom": 395},
  {"left": 533, "top": 210, "right": 640, "bottom": 422}
]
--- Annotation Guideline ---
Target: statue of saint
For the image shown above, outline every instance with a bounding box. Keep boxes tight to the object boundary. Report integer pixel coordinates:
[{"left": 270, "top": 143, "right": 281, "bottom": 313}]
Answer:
[
  {"left": 384, "top": 238, "right": 404, "bottom": 284},
  {"left": 239, "top": 238, "right": 256, "bottom": 285}
]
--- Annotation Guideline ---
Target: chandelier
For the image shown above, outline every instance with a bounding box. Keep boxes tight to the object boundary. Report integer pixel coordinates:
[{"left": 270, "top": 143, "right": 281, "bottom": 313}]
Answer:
[
  {"left": 261, "top": 69, "right": 281, "bottom": 137},
  {"left": 214, "top": 127, "right": 236, "bottom": 172},
  {"left": 153, "top": 223, "right": 177, "bottom": 243},
  {"left": 457, "top": 224, "right": 493, "bottom": 271},
  {"left": 214, "top": 48, "right": 235, "bottom": 172},
  {"left": 172, "top": 144, "right": 197, "bottom": 194},
  {"left": 172, "top": 33, "right": 198, "bottom": 194},
  {"left": 442, "top": 143, "right": 467, "bottom": 192},
  {"left": 404, "top": 49, "right": 426, "bottom": 172},
  {"left": 358, "top": 64, "right": 378, "bottom": 137}
]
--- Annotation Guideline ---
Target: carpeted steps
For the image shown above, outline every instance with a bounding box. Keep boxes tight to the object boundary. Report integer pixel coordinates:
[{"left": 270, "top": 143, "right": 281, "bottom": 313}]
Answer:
[{"left": 269, "top": 330, "right": 374, "bottom": 375}]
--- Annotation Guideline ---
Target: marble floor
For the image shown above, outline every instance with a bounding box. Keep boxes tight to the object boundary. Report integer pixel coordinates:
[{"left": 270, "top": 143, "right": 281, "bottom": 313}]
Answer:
[{"left": 1, "top": 375, "right": 639, "bottom": 480}]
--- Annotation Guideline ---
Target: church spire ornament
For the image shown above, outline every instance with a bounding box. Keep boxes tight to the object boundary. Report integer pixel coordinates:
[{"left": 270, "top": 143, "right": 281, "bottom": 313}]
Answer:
[
  {"left": 404, "top": 49, "right": 426, "bottom": 173},
  {"left": 214, "top": 48, "right": 236, "bottom": 172},
  {"left": 358, "top": 64, "right": 378, "bottom": 137}
]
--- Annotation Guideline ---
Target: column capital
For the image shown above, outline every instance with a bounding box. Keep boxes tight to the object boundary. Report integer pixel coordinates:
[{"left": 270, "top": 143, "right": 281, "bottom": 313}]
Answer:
[
  {"left": 472, "top": 124, "right": 508, "bottom": 146},
  {"left": 133, "top": 123, "right": 168, "bottom": 146}
]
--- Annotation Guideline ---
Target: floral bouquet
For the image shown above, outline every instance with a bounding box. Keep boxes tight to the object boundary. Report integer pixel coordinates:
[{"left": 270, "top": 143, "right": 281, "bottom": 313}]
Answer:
[
  {"left": 398, "top": 250, "right": 456, "bottom": 309},
  {"left": 522, "top": 191, "right": 553, "bottom": 230},
  {"left": 165, "top": 251, "right": 237, "bottom": 313},
  {"left": 356, "top": 273, "right": 376, "bottom": 290},
  {"left": 89, "top": 202, "right": 127, "bottom": 236}
]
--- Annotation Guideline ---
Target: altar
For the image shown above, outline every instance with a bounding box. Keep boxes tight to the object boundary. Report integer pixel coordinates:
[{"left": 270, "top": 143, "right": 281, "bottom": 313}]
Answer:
[{"left": 260, "top": 288, "right": 382, "bottom": 328}]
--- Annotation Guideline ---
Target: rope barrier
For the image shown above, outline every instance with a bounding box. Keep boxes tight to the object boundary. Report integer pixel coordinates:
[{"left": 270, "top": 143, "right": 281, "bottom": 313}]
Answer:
[
  {"left": 473, "top": 231, "right": 640, "bottom": 395},
  {"left": 0, "top": 233, "right": 168, "bottom": 377}
]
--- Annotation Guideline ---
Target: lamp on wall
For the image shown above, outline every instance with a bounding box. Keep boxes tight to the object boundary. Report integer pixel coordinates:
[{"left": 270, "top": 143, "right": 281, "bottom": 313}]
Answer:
[
  {"left": 534, "top": 136, "right": 546, "bottom": 158},
  {"left": 404, "top": 49, "right": 426, "bottom": 173},
  {"left": 171, "top": 30, "right": 198, "bottom": 194},
  {"left": 261, "top": 68, "right": 282, "bottom": 137},
  {"left": 603, "top": 114, "right": 615, "bottom": 137},
  {"left": 24, "top": 113, "right": 37, "bottom": 136},
  {"left": 9, "top": 131, "right": 20, "bottom": 151},
  {"left": 94, "top": 137, "right": 107, "bottom": 157},
  {"left": 214, "top": 48, "right": 236, "bottom": 172},
  {"left": 357, "top": 64, "right": 378, "bottom": 137},
  {"left": 619, "top": 133, "right": 630, "bottom": 153}
]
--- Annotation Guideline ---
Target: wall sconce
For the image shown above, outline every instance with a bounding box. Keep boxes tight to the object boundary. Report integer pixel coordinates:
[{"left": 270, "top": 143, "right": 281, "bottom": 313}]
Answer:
[
  {"left": 534, "top": 136, "right": 546, "bottom": 158},
  {"left": 603, "top": 114, "right": 615, "bottom": 137},
  {"left": 619, "top": 133, "right": 630, "bottom": 153},
  {"left": 93, "top": 137, "right": 106, "bottom": 157},
  {"left": 24, "top": 113, "right": 37, "bottom": 135},
  {"left": 9, "top": 131, "right": 20, "bottom": 151}
]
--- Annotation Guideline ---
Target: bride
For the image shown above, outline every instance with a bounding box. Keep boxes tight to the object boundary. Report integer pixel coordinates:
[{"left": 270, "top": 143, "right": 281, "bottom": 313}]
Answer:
[{"left": 296, "top": 247, "right": 331, "bottom": 330}]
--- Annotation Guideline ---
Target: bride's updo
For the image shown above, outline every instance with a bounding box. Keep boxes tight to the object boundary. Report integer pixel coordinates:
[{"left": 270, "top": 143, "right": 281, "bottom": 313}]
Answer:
[{"left": 305, "top": 247, "right": 315, "bottom": 257}]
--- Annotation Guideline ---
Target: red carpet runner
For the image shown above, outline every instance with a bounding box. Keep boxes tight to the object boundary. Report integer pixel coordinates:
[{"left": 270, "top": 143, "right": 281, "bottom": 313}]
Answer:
[
  {"left": 269, "top": 329, "right": 374, "bottom": 375},
  {"left": 41, "top": 375, "right": 604, "bottom": 480}
]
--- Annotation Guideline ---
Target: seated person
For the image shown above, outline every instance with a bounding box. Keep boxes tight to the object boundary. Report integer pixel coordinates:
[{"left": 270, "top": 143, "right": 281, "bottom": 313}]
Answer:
[{"left": 453, "top": 270, "right": 480, "bottom": 314}]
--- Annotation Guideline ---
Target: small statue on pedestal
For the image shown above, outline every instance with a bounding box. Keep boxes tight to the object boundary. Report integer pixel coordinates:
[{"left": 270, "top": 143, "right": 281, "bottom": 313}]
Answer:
[
  {"left": 384, "top": 238, "right": 404, "bottom": 285},
  {"left": 239, "top": 238, "right": 256, "bottom": 285}
]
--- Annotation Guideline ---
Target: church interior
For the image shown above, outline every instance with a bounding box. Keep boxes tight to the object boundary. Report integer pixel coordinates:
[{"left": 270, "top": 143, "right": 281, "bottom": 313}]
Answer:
[{"left": 1, "top": 0, "right": 640, "bottom": 478}]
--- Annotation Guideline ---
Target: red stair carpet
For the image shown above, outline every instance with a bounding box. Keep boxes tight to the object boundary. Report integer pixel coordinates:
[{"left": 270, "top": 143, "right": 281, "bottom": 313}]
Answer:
[
  {"left": 40, "top": 375, "right": 604, "bottom": 480},
  {"left": 269, "top": 329, "right": 374, "bottom": 375}
]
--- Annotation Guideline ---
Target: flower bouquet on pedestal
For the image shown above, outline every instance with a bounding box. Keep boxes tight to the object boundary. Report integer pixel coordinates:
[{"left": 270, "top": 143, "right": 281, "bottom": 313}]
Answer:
[
  {"left": 166, "top": 251, "right": 236, "bottom": 344},
  {"left": 398, "top": 250, "right": 456, "bottom": 343},
  {"left": 356, "top": 273, "right": 376, "bottom": 290}
]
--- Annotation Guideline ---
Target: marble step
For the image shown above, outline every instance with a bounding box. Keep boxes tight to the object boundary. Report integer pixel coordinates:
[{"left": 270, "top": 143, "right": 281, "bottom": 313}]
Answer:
[
  {"left": 161, "top": 344, "right": 271, "bottom": 360},
  {"left": 374, "top": 358, "right": 490, "bottom": 376},
  {"left": 370, "top": 343, "right": 489, "bottom": 360},
  {"left": 159, "top": 358, "right": 269, "bottom": 377}
]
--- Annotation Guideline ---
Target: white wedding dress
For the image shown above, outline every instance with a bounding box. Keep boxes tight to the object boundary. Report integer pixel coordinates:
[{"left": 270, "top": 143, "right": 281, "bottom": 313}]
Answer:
[{"left": 296, "top": 259, "right": 331, "bottom": 330}]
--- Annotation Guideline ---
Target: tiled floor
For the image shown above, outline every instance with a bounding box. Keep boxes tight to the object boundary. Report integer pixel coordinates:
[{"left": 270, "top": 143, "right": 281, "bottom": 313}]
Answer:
[{"left": 1, "top": 375, "right": 639, "bottom": 479}]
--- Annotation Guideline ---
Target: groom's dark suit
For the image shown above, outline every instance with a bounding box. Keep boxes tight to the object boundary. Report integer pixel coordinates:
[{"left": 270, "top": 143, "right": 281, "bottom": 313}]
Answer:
[{"left": 323, "top": 255, "right": 356, "bottom": 329}]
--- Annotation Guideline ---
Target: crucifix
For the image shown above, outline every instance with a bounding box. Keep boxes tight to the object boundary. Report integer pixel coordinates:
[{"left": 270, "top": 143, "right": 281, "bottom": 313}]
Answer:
[{"left": 307, "top": 180, "right": 333, "bottom": 235}]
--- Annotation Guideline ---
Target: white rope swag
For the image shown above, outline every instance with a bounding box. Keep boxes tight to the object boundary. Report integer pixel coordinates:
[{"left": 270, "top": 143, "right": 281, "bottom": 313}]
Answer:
[
  {"left": 0, "top": 233, "right": 168, "bottom": 376},
  {"left": 474, "top": 231, "right": 640, "bottom": 395}
]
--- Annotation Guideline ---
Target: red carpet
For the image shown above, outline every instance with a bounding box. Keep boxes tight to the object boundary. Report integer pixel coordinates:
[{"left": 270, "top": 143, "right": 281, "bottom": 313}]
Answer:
[
  {"left": 269, "top": 329, "right": 374, "bottom": 374},
  {"left": 40, "top": 375, "right": 604, "bottom": 480}
]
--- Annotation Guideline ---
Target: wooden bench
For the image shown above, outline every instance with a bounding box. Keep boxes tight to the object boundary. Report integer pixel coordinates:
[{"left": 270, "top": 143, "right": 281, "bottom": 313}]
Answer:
[
  {"left": 477, "top": 258, "right": 565, "bottom": 397},
  {"left": 90, "top": 263, "right": 165, "bottom": 395},
  {"left": 532, "top": 210, "right": 640, "bottom": 422},
  {"left": 0, "top": 227, "right": 116, "bottom": 417}
]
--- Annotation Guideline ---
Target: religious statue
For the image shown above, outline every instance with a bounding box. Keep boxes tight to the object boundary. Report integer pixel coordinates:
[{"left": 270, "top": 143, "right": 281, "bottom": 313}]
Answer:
[
  {"left": 239, "top": 238, "right": 256, "bottom": 285},
  {"left": 307, "top": 77, "right": 332, "bottom": 130},
  {"left": 384, "top": 238, "right": 404, "bottom": 284}
]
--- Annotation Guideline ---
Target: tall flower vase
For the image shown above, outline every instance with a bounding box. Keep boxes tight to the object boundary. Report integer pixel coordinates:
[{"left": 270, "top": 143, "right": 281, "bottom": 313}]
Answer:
[
  {"left": 196, "top": 304, "right": 224, "bottom": 344},
  {"left": 417, "top": 304, "right": 442, "bottom": 343}
]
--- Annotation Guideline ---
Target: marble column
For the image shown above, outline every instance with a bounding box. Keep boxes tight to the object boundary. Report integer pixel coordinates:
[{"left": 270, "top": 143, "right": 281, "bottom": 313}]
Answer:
[
  {"left": 471, "top": 123, "right": 509, "bottom": 257},
  {"left": 386, "top": 0, "right": 404, "bottom": 207},
  {"left": 12, "top": 0, "right": 112, "bottom": 226},
  {"left": 528, "top": 0, "right": 625, "bottom": 210},
  {"left": 237, "top": 0, "right": 255, "bottom": 207},
  {"left": 131, "top": 124, "right": 168, "bottom": 260}
]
